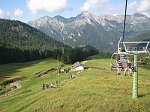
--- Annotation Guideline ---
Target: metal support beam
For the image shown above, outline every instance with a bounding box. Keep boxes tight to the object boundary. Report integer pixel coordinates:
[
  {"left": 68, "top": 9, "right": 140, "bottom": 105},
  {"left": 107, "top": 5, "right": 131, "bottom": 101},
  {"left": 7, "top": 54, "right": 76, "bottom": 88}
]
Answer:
[{"left": 132, "top": 53, "right": 138, "bottom": 99}]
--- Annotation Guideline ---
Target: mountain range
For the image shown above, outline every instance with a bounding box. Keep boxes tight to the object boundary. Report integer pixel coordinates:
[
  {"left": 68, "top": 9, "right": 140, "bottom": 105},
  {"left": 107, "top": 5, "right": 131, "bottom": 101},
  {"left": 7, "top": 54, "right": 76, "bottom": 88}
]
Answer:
[{"left": 28, "top": 11, "right": 150, "bottom": 51}]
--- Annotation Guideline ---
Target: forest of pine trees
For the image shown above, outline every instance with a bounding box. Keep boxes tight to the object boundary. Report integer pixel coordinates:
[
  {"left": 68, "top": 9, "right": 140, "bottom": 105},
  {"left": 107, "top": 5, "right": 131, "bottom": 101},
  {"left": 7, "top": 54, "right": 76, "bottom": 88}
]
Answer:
[
  {"left": 0, "top": 46, "right": 99, "bottom": 64},
  {"left": 0, "top": 19, "right": 99, "bottom": 64}
]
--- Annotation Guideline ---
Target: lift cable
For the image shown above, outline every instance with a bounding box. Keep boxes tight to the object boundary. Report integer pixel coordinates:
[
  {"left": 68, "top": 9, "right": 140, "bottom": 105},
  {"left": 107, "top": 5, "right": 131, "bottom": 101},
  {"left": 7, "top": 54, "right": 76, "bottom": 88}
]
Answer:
[{"left": 121, "top": 0, "right": 128, "bottom": 51}]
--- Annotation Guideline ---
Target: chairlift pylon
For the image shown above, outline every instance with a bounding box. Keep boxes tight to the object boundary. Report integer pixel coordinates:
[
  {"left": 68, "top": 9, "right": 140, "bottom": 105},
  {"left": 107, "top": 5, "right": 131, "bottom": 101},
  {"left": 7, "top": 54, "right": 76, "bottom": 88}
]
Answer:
[{"left": 110, "top": 0, "right": 150, "bottom": 99}]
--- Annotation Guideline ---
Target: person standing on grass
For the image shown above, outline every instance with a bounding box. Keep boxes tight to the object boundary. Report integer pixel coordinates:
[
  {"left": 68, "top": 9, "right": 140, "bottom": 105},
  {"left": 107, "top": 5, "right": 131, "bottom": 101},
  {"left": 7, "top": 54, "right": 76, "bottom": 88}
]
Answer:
[
  {"left": 129, "top": 63, "right": 133, "bottom": 76},
  {"left": 50, "top": 83, "right": 54, "bottom": 88},
  {"left": 124, "top": 62, "right": 128, "bottom": 76},
  {"left": 117, "top": 61, "right": 122, "bottom": 75},
  {"left": 46, "top": 84, "right": 49, "bottom": 89},
  {"left": 43, "top": 83, "right": 45, "bottom": 90},
  {"left": 55, "top": 81, "right": 58, "bottom": 87},
  {"left": 124, "top": 60, "right": 132, "bottom": 76}
]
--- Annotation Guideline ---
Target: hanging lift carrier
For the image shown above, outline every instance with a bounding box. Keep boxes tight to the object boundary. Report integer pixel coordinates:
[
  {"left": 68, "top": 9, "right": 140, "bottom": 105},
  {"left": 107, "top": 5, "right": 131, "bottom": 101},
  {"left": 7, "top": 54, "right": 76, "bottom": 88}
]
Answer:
[
  {"left": 117, "top": 38, "right": 149, "bottom": 54},
  {"left": 111, "top": 0, "right": 150, "bottom": 99},
  {"left": 110, "top": 38, "right": 149, "bottom": 70}
]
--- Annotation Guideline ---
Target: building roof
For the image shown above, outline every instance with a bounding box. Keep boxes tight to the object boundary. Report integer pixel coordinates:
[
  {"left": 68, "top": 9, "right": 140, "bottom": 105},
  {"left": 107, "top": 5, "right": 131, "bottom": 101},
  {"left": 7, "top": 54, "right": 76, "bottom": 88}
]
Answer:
[{"left": 73, "top": 61, "right": 83, "bottom": 68}]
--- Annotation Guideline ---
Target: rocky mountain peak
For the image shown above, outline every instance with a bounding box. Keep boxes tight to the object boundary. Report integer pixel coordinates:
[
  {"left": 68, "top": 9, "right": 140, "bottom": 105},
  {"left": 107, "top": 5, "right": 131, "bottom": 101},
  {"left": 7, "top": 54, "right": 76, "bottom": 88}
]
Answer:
[
  {"left": 53, "top": 15, "right": 67, "bottom": 22},
  {"left": 76, "top": 11, "right": 95, "bottom": 19},
  {"left": 133, "top": 13, "right": 147, "bottom": 18},
  {"left": 40, "top": 16, "right": 51, "bottom": 21}
]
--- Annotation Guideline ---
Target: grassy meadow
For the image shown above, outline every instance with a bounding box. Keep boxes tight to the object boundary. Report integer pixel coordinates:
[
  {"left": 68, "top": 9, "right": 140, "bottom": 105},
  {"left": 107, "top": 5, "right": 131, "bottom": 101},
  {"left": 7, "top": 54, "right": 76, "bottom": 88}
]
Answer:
[{"left": 0, "top": 58, "right": 150, "bottom": 112}]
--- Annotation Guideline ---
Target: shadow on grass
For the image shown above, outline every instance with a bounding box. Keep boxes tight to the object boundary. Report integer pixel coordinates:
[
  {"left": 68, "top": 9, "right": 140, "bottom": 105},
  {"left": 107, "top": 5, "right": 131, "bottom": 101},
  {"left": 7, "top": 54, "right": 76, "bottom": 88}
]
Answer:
[
  {"left": 0, "top": 58, "right": 53, "bottom": 81},
  {"left": 138, "top": 93, "right": 150, "bottom": 98}
]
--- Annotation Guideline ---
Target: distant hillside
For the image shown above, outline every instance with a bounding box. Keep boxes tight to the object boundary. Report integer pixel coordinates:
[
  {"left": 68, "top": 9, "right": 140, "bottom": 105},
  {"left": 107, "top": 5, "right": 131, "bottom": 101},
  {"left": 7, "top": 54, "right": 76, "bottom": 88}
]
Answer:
[
  {"left": 126, "top": 32, "right": 150, "bottom": 50},
  {"left": 0, "top": 19, "right": 67, "bottom": 50},
  {"left": 0, "top": 19, "right": 98, "bottom": 64},
  {"left": 129, "top": 31, "right": 150, "bottom": 41}
]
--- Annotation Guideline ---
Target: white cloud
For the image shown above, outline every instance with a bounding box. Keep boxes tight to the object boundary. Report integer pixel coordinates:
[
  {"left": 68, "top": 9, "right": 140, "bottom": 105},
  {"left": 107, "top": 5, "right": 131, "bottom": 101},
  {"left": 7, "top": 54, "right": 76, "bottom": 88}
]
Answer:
[
  {"left": 14, "top": 9, "right": 23, "bottom": 17},
  {"left": 0, "top": 9, "right": 10, "bottom": 19},
  {"left": 138, "top": 0, "right": 150, "bottom": 12},
  {"left": 27, "top": 0, "right": 68, "bottom": 14},
  {"left": 81, "top": 0, "right": 107, "bottom": 11},
  {"left": 113, "top": 13, "right": 119, "bottom": 16},
  {"left": 128, "top": 1, "right": 138, "bottom": 10}
]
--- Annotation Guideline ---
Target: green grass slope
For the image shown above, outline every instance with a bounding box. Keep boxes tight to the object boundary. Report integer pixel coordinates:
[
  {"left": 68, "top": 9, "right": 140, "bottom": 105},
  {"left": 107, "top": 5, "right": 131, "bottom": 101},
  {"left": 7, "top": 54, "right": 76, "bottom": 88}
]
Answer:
[{"left": 0, "top": 58, "right": 150, "bottom": 112}]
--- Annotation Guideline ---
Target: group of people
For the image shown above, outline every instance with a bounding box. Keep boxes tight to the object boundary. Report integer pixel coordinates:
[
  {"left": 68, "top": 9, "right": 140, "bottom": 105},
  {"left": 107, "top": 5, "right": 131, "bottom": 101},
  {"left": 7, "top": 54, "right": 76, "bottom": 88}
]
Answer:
[
  {"left": 69, "top": 74, "right": 76, "bottom": 79},
  {"left": 42, "top": 73, "right": 77, "bottom": 90},
  {"left": 42, "top": 81, "right": 59, "bottom": 90},
  {"left": 117, "top": 60, "right": 134, "bottom": 76}
]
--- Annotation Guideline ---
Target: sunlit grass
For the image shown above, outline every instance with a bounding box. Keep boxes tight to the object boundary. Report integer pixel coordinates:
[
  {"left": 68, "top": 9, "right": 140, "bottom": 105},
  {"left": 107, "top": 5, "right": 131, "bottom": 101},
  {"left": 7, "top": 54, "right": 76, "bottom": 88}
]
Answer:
[{"left": 0, "top": 58, "right": 150, "bottom": 112}]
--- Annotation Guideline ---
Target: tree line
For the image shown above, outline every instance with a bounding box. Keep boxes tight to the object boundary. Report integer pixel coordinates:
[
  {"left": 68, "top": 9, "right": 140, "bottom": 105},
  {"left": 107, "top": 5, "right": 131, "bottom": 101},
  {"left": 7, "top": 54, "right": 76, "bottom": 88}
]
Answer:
[{"left": 0, "top": 46, "right": 98, "bottom": 64}]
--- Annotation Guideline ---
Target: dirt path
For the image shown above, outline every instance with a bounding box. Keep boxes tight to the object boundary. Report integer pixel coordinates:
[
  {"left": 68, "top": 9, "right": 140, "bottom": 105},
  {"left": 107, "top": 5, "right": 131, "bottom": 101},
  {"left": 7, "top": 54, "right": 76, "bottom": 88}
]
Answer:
[
  {"left": 10, "top": 82, "right": 21, "bottom": 89},
  {"left": 0, "top": 82, "right": 21, "bottom": 98},
  {"left": 88, "top": 67, "right": 111, "bottom": 72}
]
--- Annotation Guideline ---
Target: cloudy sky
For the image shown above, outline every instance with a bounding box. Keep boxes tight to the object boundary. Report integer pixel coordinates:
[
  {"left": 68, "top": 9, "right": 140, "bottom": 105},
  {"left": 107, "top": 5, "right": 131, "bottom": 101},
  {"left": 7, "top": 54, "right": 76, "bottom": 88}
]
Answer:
[{"left": 0, "top": 0, "right": 150, "bottom": 22}]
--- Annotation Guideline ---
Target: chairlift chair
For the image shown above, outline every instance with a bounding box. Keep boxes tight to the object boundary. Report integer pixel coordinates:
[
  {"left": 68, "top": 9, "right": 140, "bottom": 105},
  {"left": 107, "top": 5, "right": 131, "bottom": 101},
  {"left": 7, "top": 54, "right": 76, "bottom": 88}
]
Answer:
[{"left": 110, "top": 38, "right": 150, "bottom": 70}]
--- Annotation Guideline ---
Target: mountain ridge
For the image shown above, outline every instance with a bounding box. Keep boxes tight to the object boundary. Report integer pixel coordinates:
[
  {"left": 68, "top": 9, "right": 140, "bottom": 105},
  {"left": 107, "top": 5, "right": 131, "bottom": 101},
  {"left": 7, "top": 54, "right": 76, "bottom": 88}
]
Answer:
[{"left": 28, "top": 11, "right": 150, "bottom": 51}]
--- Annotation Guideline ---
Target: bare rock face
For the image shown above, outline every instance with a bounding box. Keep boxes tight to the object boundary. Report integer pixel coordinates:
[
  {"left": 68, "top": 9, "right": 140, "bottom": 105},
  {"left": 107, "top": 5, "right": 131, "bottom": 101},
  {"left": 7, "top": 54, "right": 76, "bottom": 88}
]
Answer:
[{"left": 28, "top": 12, "right": 150, "bottom": 51}]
